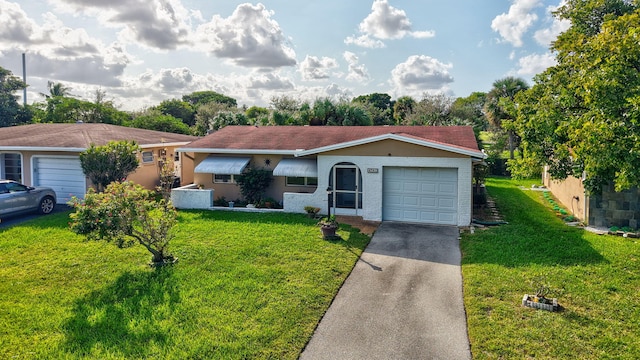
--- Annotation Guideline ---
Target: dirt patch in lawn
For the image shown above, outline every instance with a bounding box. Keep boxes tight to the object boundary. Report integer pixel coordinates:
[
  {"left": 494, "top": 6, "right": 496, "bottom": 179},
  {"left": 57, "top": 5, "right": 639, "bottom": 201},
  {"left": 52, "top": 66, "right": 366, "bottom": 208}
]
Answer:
[{"left": 336, "top": 216, "right": 380, "bottom": 236}]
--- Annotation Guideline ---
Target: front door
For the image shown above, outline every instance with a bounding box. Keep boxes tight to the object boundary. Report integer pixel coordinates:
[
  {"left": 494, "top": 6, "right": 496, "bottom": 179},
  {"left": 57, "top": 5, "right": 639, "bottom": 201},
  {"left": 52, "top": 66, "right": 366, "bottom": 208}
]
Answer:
[{"left": 330, "top": 164, "right": 362, "bottom": 209}]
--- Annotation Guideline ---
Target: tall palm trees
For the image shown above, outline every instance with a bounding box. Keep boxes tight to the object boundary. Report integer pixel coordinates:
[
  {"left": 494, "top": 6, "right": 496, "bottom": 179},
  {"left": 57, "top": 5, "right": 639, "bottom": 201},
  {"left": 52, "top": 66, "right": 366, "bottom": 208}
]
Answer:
[{"left": 484, "top": 76, "right": 529, "bottom": 159}]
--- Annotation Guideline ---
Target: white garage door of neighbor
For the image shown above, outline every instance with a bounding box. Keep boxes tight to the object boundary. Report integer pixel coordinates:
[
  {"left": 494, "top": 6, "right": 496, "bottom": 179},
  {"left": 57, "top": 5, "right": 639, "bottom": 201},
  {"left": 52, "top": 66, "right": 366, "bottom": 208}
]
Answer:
[
  {"left": 33, "top": 157, "right": 87, "bottom": 204},
  {"left": 383, "top": 167, "right": 458, "bottom": 225}
]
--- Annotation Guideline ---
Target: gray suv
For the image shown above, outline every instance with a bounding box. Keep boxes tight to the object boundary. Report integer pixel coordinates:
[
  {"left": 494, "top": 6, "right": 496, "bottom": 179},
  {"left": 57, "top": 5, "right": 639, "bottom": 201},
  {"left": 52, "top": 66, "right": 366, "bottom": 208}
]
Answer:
[{"left": 0, "top": 180, "right": 57, "bottom": 217}]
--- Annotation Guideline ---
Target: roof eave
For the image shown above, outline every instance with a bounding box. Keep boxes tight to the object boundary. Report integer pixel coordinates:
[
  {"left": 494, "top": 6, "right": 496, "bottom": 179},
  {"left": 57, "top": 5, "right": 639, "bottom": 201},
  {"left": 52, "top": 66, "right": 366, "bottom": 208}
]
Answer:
[
  {"left": 0, "top": 146, "right": 86, "bottom": 152},
  {"left": 176, "top": 148, "right": 299, "bottom": 155},
  {"left": 295, "top": 133, "right": 485, "bottom": 158},
  {"left": 139, "top": 141, "right": 193, "bottom": 149}
]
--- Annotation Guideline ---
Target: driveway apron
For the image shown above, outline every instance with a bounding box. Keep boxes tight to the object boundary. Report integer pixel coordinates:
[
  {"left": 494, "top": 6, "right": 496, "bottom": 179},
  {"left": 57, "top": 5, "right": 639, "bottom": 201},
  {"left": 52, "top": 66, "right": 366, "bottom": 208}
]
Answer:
[{"left": 300, "top": 222, "right": 471, "bottom": 360}]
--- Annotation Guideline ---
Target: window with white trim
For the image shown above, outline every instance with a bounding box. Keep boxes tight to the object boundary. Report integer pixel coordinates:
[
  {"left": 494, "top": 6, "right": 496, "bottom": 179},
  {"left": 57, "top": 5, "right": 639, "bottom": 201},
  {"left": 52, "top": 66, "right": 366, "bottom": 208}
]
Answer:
[
  {"left": 286, "top": 176, "right": 318, "bottom": 186},
  {"left": 214, "top": 174, "right": 236, "bottom": 184},
  {"left": 1, "top": 153, "right": 22, "bottom": 182},
  {"left": 141, "top": 151, "right": 154, "bottom": 164}
]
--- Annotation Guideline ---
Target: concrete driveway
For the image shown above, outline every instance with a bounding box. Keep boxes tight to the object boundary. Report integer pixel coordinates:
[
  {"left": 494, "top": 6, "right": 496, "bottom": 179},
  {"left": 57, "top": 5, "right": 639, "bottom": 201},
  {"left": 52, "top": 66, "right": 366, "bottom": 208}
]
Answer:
[{"left": 300, "top": 222, "right": 471, "bottom": 360}]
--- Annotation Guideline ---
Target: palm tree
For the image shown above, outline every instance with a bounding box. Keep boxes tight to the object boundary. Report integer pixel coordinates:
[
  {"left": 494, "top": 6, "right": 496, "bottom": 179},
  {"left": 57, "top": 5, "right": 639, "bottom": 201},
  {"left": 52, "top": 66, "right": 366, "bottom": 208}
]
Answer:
[
  {"left": 484, "top": 77, "right": 529, "bottom": 159},
  {"left": 41, "top": 81, "right": 71, "bottom": 98}
]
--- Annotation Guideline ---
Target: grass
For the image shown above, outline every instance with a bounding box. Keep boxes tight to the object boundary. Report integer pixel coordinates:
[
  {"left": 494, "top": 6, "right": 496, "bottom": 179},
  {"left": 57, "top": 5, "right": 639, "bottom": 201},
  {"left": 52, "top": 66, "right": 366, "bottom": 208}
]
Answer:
[
  {"left": 462, "top": 178, "right": 640, "bottom": 359},
  {"left": 0, "top": 210, "right": 370, "bottom": 359}
]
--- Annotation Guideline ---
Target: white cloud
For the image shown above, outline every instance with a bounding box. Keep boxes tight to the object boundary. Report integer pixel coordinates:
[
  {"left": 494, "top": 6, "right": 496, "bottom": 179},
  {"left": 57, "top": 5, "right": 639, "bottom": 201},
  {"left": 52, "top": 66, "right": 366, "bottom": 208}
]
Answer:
[
  {"left": 248, "top": 73, "right": 295, "bottom": 90},
  {"left": 516, "top": 52, "right": 557, "bottom": 76},
  {"left": 533, "top": 2, "right": 570, "bottom": 47},
  {"left": 344, "top": 35, "right": 385, "bottom": 49},
  {"left": 0, "top": 2, "right": 131, "bottom": 87},
  {"left": 343, "top": 51, "right": 370, "bottom": 83},
  {"left": 491, "top": 0, "right": 542, "bottom": 47},
  {"left": 390, "top": 55, "right": 453, "bottom": 97},
  {"left": 299, "top": 55, "right": 339, "bottom": 81},
  {"left": 195, "top": 3, "right": 296, "bottom": 68},
  {"left": 49, "top": 0, "right": 193, "bottom": 50},
  {"left": 346, "top": 0, "right": 435, "bottom": 48}
]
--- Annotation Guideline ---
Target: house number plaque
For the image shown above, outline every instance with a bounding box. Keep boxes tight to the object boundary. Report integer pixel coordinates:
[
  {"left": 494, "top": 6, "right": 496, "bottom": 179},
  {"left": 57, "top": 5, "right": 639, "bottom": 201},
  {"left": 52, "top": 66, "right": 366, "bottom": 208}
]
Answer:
[{"left": 367, "top": 168, "right": 379, "bottom": 173}]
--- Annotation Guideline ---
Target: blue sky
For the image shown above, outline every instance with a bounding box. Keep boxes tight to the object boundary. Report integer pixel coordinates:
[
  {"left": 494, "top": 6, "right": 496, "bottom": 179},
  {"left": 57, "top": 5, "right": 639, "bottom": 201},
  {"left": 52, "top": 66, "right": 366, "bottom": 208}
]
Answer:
[{"left": 0, "top": 0, "right": 569, "bottom": 110}]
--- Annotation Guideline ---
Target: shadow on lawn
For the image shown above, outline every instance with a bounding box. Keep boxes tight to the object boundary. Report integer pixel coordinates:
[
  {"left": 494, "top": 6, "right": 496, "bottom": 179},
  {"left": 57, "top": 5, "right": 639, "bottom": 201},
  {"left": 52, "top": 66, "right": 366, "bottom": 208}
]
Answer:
[
  {"left": 60, "top": 266, "right": 180, "bottom": 358},
  {"left": 462, "top": 182, "right": 606, "bottom": 267}
]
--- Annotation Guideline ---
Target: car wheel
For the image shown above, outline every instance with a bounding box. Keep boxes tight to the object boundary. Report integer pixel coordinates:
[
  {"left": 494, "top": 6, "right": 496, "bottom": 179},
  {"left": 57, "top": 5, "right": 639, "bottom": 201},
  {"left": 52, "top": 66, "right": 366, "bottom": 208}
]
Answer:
[{"left": 39, "top": 196, "right": 56, "bottom": 214}]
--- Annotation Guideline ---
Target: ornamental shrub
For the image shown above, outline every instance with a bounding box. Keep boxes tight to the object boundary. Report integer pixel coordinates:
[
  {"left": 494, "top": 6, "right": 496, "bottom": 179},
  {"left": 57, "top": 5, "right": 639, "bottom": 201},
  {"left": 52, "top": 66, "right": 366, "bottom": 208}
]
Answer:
[{"left": 68, "top": 181, "right": 177, "bottom": 264}]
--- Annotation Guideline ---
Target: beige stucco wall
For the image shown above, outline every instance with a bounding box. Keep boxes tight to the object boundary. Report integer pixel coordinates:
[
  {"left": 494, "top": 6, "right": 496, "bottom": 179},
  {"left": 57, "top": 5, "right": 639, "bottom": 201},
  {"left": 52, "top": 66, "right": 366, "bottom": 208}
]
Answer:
[
  {"left": 542, "top": 166, "right": 586, "bottom": 220},
  {"left": 3, "top": 146, "right": 190, "bottom": 191},
  {"left": 192, "top": 153, "right": 318, "bottom": 203},
  {"left": 322, "top": 139, "right": 466, "bottom": 158}
]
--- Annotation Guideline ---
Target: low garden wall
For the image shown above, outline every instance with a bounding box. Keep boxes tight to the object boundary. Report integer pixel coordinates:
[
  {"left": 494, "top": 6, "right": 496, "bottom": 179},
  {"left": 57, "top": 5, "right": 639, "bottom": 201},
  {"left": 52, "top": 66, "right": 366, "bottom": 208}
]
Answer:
[{"left": 171, "top": 184, "right": 214, "bottom": 209}]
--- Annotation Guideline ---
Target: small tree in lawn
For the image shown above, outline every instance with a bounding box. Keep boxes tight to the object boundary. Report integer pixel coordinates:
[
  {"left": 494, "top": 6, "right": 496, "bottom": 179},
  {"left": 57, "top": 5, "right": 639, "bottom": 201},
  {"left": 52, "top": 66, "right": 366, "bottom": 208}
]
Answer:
[
  {"left": 80, "top": 140, "right": 140, "bottom": 192},
  {"left": 69, "top": 181, "right": 178, "bottom": 265}
]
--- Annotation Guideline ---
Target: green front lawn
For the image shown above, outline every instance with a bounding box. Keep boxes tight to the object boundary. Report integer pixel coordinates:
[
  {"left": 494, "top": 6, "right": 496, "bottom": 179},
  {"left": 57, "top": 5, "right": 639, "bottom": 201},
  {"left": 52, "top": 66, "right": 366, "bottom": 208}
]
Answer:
[
  {"left": 0, "top": 211, "right": 370, "bottom": 359},
  {"left": 462, "top": 178, "right": 640, "bottom": 359}
]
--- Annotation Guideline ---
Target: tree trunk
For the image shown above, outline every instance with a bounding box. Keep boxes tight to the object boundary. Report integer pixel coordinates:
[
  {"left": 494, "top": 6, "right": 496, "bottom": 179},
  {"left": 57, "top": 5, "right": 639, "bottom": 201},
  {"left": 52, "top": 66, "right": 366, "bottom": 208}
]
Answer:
[{"left": 509, "top": 131, "right": 515, "bottom": 160}]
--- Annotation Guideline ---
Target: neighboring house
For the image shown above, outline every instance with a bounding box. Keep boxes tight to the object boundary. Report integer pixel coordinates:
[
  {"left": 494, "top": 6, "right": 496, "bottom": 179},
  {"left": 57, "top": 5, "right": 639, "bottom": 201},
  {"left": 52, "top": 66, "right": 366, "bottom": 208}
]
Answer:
[
  {"left": 542, "top": 167, "right": 640, "bottom": 229},
  {"left": 178, "top": 125, "right": 485, "bottom": 226},
  {"left": 0, "top": 123, "right": 198, "bottom": 204}
]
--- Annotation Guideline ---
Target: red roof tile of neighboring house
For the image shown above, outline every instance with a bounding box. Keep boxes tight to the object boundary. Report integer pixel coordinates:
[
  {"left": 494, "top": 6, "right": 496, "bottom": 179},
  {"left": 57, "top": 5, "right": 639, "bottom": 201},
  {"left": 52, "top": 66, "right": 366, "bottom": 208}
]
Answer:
[
  {"left": 182, "top": 125, "right": 480, "bottom": 153},
  {"left": 0, "top": 123, "right": 198, "bottom": 148}
]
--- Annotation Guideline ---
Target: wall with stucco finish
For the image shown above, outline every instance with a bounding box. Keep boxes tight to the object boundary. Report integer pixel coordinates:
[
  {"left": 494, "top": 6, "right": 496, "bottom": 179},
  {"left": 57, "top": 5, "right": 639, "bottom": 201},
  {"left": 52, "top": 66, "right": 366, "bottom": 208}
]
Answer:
[{"left": 284, "top": 155, "right": 473, "bottom": 226}]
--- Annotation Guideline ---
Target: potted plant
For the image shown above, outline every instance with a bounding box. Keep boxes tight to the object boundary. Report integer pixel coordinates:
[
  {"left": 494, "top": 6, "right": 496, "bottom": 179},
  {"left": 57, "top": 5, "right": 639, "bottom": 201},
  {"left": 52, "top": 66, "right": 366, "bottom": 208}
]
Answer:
[
  {"left": 304, "top": 206, "right": 321, "bottom": 218},
  {"left": 522, "top": 277, "right": 559, "bottom": 311},
  {"left": 318, "top": 215, "right": 339, "bottom": 239}
]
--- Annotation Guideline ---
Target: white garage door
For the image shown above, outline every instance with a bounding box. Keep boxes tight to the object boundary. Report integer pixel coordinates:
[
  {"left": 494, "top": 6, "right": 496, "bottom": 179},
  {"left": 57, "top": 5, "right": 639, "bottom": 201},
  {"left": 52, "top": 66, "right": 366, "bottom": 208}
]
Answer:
[
  {"left": 383, "top": 167, "right": 458, "bottom": 225},
  {"left": 33, "top": 156, "right": 86, "bottom": 204}
]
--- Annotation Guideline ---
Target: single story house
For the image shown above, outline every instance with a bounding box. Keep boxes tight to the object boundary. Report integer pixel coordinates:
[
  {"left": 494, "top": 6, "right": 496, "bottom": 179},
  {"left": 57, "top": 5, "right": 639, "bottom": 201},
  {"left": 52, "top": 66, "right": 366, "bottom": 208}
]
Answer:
[
  {"left": 542, "top": 167, "right": 640, "bottom": 229},
  {"left": 0, "top": 123, "right": 197, "bottom": 203},
  {"left": 178, "top": 125, "right": 485, "bottom": 226}
]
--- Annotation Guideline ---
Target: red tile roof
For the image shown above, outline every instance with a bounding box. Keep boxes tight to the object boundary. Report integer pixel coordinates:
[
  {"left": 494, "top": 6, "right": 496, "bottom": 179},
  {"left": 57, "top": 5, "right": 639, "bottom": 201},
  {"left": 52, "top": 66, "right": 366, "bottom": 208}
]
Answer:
[
  {"left": 183, "top": 125, "right": 480, "bottom": 154},
  {"left": 0, "top": 123, "right": 198, "bottom": 148}
]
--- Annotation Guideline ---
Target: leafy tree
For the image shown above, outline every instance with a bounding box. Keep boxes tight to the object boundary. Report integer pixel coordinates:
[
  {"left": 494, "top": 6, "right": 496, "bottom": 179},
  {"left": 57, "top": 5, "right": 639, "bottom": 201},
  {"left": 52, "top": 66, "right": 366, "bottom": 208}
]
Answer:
[
  {"left": 193, "top": 101, "right": 236, "bottom": 135},
  {"left": 40, "top": 94, "right": 129, "bottom": 125},
  {"left": 451, "top": 92, "right": 488, "bottom": 130},
  {"left": 270, "top": 95, "right": 300, "bottom": 112},
  {"left": 484, "top": 77, "right": 529, "bottom": 159},
  {"left": 451, "top": 92, "right": 488, "bottom": 148},
  {"left": 183, "top": 90, "right": 237, "bottom": 108},
  {"left": 88, "top": 89, "right": 129, "bottom": 125},
  {"left": 69, "top": 181, "right": 177, "bottom": 264},
  {"left": 405, "top": 93, "right": 456, "bottom": 126},
  {"left": 156, "top": 99, "right": 195, "bottom": 126},
  {"left": 130, "top": 110, "right": 191, "bottom": 134},
  {"left": 352, "top": 93, "right": 394, "bottom": 125},
  {"left": 512, "top": 1, "right": 640, "bottom": 192},
  {"left": 393, "top": 96, "right": 416, "bottom": 124},
  {"left": 235, "top": 167, "right": 273, "bottom": 204},
  {"left": 352, "top": 93, "right": 393, "bottom": 111},
  {"left": 335, "top": 102, "right": 372, "bottom": 126},
  {"left": 0, "top": 66, "right": 29, "bottom": 127},
  {"left": 245, "top": 105, "right": 270, "bottom": 122},
  {"left": 80, "top": 141, "right": 140, "bottom": 192}
]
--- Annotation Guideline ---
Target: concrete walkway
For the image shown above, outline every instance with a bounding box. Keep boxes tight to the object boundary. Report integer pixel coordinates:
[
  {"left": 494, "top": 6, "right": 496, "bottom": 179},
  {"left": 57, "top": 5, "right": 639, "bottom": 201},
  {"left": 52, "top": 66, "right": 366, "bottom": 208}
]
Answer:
[{"left": 300, "top": 222, "right": 471, "bottom": 360}]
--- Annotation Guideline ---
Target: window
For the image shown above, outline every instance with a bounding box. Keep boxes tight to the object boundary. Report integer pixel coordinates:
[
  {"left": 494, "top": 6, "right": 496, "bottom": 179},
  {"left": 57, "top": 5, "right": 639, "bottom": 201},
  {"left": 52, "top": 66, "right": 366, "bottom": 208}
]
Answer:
[
  {"left": 286, "top": 177, "right": 318, "bottom": 186},
  {"left": 5, "top": 182, "right": 27, "bottom": 193},
  {"left": 1, "top": 153, "right": 22, "bottom": 182},
  {"left": 141, "top": 151, "right": 154, "bottom": 164},
  {"left": 214, "top": 174, "right": 236, "bottom": 184}
]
